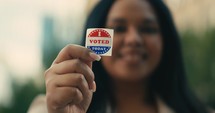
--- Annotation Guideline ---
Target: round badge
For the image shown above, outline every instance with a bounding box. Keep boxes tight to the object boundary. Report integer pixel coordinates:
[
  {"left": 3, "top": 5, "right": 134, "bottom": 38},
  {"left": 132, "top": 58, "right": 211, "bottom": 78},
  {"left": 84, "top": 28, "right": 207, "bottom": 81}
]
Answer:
[{"left": 87, "top": 29, "right": 112, "bottom": 55}]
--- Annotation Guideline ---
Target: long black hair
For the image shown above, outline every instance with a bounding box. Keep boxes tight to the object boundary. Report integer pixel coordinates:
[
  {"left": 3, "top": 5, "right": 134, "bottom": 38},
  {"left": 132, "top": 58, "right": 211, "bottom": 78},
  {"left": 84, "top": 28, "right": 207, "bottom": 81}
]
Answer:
[{"left": 82, "top": 0, "right": 209, "bottom": 113}]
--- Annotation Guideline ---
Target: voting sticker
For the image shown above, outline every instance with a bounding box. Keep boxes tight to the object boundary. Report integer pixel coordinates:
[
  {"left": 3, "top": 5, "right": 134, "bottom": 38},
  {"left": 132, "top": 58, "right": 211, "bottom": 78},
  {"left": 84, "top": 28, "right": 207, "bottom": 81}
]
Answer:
[{"left": 85, "top": 28, "right": 114, "bottom": 56}]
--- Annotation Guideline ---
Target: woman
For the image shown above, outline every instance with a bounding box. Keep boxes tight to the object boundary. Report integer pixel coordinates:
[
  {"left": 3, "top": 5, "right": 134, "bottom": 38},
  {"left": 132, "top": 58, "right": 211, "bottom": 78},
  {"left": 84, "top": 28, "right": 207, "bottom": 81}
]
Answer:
[{"left": 28, "top": 0, "right": 213, "bottom": 113}]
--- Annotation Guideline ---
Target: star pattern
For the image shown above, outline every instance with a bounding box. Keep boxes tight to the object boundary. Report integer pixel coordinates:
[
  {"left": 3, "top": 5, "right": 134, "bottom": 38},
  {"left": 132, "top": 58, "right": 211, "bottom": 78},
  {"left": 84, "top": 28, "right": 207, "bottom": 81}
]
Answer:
[
  {"left": 88, "top": 29, "right": 111, "bottom": 38},
  {"left": 87, "top": 46, "right": 111, "bottom": 55}
]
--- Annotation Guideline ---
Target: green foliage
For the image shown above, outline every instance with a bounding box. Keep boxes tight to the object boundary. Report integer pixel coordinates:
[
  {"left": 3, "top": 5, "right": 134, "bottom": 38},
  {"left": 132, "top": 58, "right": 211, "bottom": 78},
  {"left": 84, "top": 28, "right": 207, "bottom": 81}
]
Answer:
[
  {"left": 181, "top": 28, "right": 215, "bottom": 108},
  {"left": 0, "top": 80, "right": 45, "bottom": 113}
]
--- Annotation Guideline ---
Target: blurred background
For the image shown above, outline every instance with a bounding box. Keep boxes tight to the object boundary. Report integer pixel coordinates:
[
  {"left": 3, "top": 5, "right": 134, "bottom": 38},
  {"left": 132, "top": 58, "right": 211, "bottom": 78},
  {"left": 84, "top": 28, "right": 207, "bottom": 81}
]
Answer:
[{"left": 0, "top": 0, "right": 214, "bottom": 112}]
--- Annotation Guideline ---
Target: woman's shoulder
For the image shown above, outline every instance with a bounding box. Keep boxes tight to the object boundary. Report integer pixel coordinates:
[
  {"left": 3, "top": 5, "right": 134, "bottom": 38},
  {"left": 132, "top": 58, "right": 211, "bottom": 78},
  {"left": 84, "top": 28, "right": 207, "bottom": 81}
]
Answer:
[
  {"left": 27, "top": 94, "right": 48, "bottom": 113},
  {"left": 208, "top": 108, "right": 215, "bottom": 113}
]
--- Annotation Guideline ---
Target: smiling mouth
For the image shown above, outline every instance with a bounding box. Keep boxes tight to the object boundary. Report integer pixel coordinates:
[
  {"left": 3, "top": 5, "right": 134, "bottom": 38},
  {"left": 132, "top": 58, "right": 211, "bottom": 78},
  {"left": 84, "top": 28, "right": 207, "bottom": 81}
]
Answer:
[{"left": 117, "top": 50, "right": 148, "bottom": 65}]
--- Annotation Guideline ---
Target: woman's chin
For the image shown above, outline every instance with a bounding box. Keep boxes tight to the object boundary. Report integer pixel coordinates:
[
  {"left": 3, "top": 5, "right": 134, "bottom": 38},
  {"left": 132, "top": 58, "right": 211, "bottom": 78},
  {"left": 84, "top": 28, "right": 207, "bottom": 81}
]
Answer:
[{"left": 111, "top": 69, "right": 150, "bottom": 82}]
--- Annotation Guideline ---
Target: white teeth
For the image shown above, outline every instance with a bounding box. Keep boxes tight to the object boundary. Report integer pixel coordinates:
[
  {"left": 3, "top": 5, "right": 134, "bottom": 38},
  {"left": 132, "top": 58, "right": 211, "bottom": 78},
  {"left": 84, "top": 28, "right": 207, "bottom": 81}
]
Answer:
[{"left": 123, "top": 54, "right": 142, "bottom": 63}]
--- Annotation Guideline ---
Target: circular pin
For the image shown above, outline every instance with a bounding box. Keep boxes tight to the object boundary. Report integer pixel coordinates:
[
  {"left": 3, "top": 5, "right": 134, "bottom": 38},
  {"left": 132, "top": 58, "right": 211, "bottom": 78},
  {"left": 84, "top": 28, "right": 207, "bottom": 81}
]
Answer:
[{"left": 87, "top": 29, "right": 112, "bottom": 55}]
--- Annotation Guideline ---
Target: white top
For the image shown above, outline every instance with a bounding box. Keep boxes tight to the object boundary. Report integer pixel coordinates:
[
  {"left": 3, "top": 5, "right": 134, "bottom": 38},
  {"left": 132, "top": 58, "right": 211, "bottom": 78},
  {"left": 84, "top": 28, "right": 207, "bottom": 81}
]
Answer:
[{"left": 27, "top": 94, "right": 175, "bottom": 113}]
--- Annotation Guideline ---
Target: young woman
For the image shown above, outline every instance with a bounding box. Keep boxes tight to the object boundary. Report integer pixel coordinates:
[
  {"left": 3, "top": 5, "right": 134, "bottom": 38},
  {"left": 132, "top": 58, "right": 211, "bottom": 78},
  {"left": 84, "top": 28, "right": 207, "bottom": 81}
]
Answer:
[{"left": 28, "top": 0, "right": 213, "bottom": 113}]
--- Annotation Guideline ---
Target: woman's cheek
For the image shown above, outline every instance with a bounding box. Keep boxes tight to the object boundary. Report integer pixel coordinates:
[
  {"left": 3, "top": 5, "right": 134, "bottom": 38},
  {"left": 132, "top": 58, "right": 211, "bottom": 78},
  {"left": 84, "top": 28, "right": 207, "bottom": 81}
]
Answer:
[
  {"left": 112, "top": 35, "right": 123, "bottom": 55},
  {"left": 145, "top": 35, "right": 163, "bottom": 65}
]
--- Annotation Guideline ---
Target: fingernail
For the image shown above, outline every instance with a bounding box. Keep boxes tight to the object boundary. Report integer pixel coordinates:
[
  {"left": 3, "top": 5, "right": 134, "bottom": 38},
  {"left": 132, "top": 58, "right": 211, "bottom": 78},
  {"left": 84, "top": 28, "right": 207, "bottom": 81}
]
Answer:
[
  {"left": 89, "top": 52, "right": 101, "bottom": 61},
  {"left": 90, "top": 81, "right": 96, "bottom": 92}
]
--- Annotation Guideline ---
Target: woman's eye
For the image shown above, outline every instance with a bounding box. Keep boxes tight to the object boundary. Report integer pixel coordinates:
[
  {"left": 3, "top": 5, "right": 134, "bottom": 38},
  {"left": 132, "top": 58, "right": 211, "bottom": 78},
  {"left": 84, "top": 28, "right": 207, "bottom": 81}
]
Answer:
[
  {"left": 113, "top": 26, "right": 127, "bottom": 33},
  {"left": 139, "top": 27, "right": 159, "bottom": 34}
]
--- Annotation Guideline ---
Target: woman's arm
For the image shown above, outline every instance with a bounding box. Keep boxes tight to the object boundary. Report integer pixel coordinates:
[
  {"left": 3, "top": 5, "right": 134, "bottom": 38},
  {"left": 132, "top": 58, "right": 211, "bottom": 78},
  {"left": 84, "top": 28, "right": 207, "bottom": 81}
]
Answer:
[{"left": 27, "top": 94, "right": 48, "bottom": 113}]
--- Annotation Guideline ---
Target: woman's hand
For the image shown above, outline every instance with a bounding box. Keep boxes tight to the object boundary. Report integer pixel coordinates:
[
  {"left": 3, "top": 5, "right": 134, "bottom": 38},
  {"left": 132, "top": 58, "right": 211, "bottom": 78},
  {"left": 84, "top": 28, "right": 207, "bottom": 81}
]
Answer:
[{"left": 45, "top": 45, "right": 101, "bottom": 113}]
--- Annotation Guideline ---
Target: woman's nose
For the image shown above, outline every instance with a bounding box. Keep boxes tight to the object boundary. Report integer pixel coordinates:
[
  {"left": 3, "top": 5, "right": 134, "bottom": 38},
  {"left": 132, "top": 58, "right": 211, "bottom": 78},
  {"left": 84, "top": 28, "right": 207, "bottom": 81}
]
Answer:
[{"left": 124, "top": 27, "right": 143, "bottom": 47}]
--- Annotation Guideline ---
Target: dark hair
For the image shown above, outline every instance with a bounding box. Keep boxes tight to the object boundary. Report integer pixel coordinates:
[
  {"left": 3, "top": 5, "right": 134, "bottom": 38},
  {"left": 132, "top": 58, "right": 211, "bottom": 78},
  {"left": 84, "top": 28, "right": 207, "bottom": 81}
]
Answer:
[{"left": 82, "top": 0, "right": 209, "bottom": 113}]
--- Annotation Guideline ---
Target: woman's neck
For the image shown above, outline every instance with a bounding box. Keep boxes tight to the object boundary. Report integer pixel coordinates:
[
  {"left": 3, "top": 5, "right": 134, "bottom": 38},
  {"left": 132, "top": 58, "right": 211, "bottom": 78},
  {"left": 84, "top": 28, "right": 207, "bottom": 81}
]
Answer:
[{"left": 112, "top": 79, "right": 157, "bottom": 113}]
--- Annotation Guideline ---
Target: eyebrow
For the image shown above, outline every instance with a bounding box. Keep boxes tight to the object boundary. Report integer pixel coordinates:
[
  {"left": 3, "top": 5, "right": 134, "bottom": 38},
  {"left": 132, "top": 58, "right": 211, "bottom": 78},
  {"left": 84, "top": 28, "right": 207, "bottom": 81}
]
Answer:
[
  {"left": 111, "top": 18, "right": 126, "bottom": 24},
  {"left": 110, "top": 18, "right": 157, "bottom": 25},
  {"left": 142, "top": 18, "right": 157, "bottom": 25}
]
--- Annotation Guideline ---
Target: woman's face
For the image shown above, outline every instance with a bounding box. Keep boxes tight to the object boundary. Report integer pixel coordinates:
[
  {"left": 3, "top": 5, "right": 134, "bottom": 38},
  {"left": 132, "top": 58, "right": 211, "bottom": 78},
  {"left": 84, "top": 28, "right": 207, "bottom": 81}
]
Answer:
[{"left": 102, "top": 0, "right": 162, "bottom": 82}]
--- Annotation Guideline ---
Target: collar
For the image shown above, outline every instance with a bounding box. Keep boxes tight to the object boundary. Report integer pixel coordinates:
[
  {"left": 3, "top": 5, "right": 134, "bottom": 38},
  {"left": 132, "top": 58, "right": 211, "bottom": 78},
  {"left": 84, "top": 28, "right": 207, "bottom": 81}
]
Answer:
[
  {"left": 157, "top": 97, "right": 175, "bottom": 113},
  {"left": 106, "top": 96, "right": 175, "bottom": 113}
]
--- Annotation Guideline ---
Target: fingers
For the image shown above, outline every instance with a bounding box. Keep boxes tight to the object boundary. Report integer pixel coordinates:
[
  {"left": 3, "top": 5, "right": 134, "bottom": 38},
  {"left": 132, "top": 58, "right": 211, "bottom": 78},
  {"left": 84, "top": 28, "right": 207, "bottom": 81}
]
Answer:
[
  {"left": 46, "top": 73, "right": 93, "bottom": 110},
  {"left": 53, "top": 44, "right": 101, "bottom": 65},
  {"left": 47, "top": 87, "right": 83, "bottom": 110},
  {"left": 45, "top": 44, "right": 99, "bottom": 113},
  {"left": 47, "top": 59, "right": 95, "bottom": 90},
  {"left": 52, "top": 73, "right": 90, "bottom": 94}
]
